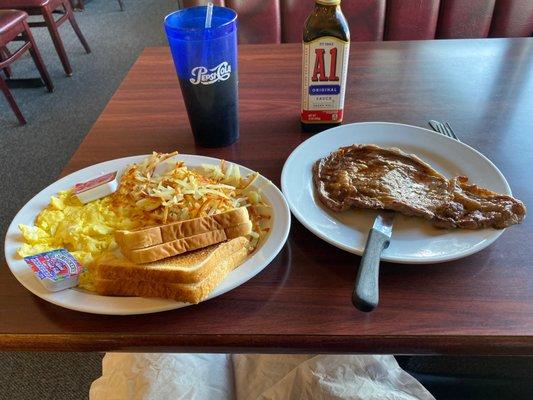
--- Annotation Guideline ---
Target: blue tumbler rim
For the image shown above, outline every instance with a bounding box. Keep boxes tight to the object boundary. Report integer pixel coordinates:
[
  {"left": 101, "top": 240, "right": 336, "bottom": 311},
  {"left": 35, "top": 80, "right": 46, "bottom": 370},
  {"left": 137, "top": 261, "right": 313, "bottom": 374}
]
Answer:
[{"left": 164, "top": 6, "right": 237, "bottom": 41}]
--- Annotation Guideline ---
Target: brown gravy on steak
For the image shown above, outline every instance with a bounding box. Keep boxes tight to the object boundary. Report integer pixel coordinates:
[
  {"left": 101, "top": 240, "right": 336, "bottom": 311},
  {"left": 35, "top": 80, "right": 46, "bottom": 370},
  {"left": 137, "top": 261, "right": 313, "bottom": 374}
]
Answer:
[{"left": 313, "top": 145, "right": 526, "bottom": 229}]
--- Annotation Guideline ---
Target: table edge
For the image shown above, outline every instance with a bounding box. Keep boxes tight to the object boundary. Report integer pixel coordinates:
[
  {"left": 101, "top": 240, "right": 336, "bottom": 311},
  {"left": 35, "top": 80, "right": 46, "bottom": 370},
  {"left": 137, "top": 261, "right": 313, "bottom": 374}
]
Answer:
[{"left": 1, "top": 334, "right": 531, "bottom": 355}]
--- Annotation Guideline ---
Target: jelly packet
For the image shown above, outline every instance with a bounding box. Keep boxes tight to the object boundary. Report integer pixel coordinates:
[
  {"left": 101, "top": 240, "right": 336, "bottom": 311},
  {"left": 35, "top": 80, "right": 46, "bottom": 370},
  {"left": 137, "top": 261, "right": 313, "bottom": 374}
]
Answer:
[{"left": 24, "top": 249, "right": 82, "bottom": 292}]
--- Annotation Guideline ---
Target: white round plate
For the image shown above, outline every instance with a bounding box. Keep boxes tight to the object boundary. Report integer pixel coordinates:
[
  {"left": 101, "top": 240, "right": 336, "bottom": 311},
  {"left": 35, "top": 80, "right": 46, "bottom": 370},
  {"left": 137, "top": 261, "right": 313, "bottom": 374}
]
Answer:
[
  {"left": 281, "top": 122, "right": 511, "bottom": 264},
  {"left": 5, "top": 155, "right": 291, "bottom": 315}
]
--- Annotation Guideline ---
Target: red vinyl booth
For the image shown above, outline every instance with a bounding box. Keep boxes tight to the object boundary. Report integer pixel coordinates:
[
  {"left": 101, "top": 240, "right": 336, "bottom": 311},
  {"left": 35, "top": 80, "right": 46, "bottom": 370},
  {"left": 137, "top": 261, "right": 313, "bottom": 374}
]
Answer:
[{"left": 180, "top": 0, "right": 533, "bottom": 44}]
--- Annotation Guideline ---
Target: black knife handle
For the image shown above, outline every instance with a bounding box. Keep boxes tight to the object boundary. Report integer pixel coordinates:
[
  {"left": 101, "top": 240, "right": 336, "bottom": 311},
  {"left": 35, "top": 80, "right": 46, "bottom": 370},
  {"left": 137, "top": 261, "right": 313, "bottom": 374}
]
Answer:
[{"left": 352, "top": 228, "right": 390, "bottom": 312}]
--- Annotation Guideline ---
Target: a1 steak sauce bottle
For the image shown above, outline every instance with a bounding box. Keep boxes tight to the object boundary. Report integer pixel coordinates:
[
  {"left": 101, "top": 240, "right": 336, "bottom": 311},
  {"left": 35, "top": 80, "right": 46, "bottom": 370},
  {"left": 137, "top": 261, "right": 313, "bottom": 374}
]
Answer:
[{"left": 301, "top": 0, "right": 350, "bottom": 133}]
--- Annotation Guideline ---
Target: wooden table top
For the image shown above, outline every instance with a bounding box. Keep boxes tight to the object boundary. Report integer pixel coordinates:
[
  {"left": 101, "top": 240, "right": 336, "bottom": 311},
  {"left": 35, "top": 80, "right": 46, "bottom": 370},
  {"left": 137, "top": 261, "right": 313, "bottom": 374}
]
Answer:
[{"left": 2, "top": 39, "right": 532, "bottom": 354}]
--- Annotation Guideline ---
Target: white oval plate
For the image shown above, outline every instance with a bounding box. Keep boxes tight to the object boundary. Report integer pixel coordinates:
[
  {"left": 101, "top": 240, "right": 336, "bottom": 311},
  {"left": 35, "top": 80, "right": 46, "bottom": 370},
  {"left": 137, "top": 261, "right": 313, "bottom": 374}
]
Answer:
[
  {"left": 281, "top": 122, "right": 512, "bottom": 264},
  {"left": 5, "top": 155, "right": 291, "bottom": 315}
]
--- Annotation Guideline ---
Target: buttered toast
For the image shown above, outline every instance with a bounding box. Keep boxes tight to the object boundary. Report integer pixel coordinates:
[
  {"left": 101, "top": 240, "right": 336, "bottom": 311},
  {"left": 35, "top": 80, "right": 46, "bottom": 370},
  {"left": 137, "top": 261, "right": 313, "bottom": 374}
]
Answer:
[
  {"left": 94, "top": 237, "right": 249, "bottom": 303},
  {"left": 120, "top": 221, "right": 252, "bottom": 264},
  {"left": 115, "top": 207, "right": 250, "bottom": 250}
]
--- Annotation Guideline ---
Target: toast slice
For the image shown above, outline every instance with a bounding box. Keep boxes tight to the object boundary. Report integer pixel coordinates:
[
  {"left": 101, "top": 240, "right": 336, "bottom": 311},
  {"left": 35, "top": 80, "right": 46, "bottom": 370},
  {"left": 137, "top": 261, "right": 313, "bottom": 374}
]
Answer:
[
  {"left": 96, "top": 236, "right": 249, "bottom": 284},
  {"left": 115, "top": 207, "right": 250, "bottom": 250},
  {"left": 121, "top": 221, "right": 252, "bottom": 264},
  {"left": 94, "top": 237, "right": 249, "bottom": 303}
]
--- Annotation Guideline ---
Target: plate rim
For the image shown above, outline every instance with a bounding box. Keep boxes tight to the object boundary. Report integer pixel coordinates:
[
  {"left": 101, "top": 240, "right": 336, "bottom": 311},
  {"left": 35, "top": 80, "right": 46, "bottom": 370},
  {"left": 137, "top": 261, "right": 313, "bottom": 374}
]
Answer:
[
  {"left": 281, "top": 121, "right": 509, "bottom": 264},
  {"left": 5, "top": 154, "right": 291, "bottom": 315}
]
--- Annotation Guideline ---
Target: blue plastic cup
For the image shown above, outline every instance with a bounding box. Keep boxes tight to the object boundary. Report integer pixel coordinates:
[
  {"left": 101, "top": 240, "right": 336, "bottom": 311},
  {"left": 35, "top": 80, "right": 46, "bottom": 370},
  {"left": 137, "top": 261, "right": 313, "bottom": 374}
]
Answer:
[{"left": 164, "top": 6, "right": 239, "bottom": 148}]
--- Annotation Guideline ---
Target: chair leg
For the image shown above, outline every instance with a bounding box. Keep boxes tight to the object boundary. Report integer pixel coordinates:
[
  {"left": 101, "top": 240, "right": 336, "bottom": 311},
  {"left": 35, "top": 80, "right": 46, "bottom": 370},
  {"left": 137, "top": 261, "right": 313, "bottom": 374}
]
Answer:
[
  {"left": 63, "top": 0, "right": 91, "bottom": 53},
  {"left": 0, "top": 76, "right": 26, "bottom": 125},
  {"left": 42, "top": 5, "right": 73, "bottom": 76},
  {"left": 23, "top": 21, "right": 54, "bottom": 93},
  {"left": 77, "top": 0, "right": 85, "bottom": 10},
  {"left": 0, "top": 47, "right": 13, "bottom": 78},
  {"left": 117, "top": 0, "right": 124, "bottom": 11}
]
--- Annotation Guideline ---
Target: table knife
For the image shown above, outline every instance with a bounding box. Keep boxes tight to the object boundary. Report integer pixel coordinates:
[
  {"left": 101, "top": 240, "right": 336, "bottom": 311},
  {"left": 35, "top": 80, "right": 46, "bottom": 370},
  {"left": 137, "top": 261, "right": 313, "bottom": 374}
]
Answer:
[{"left": 352, "top": 211, "right": 394, "bottom": 312}]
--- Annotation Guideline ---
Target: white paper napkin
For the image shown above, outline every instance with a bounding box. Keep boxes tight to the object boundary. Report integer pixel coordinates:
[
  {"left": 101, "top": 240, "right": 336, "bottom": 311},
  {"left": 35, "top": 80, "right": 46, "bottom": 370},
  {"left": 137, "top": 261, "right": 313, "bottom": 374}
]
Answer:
[{"left": 90, "top": 353, "right": 435, "bottom": 400}]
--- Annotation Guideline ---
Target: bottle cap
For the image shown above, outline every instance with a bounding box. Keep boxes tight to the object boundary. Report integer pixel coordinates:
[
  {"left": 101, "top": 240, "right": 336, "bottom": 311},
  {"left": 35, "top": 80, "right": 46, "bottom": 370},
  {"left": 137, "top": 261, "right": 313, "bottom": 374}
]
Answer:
[{"left": 316, "top": 0, "right": 341, "bottom": 5}]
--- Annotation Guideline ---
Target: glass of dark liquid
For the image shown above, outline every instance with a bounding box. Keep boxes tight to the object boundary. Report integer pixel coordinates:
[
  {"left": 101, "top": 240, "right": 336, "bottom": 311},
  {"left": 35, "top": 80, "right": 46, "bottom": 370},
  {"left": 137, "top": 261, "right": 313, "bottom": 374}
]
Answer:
[{"left": 164, "top": 6, "right": 238, "bottom": 148}]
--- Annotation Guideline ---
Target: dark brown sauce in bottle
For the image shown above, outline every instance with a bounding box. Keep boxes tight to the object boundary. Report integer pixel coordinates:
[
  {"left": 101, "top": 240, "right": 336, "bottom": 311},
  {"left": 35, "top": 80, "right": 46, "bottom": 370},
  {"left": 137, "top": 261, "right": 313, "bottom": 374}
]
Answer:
[{"left": 301, "top": 0, "right": 350, "bottom": 133}]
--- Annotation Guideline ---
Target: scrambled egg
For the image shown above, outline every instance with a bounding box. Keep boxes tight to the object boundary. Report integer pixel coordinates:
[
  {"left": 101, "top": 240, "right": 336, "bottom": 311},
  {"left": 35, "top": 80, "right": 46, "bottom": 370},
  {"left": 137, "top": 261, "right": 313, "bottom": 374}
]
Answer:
[{"left": 17, "top": 190, "right": 140, "bottom": 290}]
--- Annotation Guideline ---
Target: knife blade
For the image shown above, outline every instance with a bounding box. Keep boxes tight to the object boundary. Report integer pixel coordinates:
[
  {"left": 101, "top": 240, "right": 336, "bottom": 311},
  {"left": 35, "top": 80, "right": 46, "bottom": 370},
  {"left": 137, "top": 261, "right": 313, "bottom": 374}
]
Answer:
[{"left": 352, "top": 211, "right": 395, "bottom": 312}]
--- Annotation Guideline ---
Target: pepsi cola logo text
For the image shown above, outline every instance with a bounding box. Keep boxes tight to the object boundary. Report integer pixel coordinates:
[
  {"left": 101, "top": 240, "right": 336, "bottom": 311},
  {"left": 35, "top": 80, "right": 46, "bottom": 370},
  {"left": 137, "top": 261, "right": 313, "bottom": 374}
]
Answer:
[{"left": 190, "top": 62, "right": 231, "bottom": 85}]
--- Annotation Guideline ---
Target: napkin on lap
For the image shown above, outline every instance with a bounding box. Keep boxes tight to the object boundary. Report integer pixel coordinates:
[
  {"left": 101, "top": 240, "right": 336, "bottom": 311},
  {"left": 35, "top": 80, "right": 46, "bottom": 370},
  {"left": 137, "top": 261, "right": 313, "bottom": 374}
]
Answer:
[
  {"left": 233, "top": 354, "right": 435, "bottom": 400},
  {"left": 90, "top": 353, "right": 435, "bottom": 400},
  {"left": 90, "top": 353, "right": 234, "bottom": 400}
]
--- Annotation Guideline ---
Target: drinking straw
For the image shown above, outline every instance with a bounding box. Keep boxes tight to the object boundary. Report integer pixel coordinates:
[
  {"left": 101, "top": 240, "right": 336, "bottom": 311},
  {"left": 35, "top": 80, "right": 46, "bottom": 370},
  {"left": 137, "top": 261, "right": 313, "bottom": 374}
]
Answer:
[
  {"left": 205, "top": 2, "right": 213, "bottom": 29},
  {"left": 201, "top": 2, "right": 213, "bottom": 68}
]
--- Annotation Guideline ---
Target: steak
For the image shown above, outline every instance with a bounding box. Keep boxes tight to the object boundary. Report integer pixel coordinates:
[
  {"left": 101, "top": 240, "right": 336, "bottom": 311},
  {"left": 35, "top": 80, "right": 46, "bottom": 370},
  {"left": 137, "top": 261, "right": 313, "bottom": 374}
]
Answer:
[{"left": 313, "top": 144, "right": 526, "bottom": 229}]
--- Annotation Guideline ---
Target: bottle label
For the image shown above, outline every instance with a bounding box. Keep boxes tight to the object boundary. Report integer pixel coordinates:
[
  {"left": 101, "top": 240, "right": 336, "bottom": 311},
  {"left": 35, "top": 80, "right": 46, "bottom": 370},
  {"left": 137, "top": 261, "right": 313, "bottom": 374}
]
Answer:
[{"left": 301, "top": 36, "right": 349, "bottom": 124}]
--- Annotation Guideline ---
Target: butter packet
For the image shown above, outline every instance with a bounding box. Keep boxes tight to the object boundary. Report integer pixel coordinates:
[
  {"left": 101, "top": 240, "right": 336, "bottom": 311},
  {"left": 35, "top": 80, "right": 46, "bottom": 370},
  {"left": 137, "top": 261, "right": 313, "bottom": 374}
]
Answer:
[{"left": 74, "top": 171, "right": 118, "bottom": 204}]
